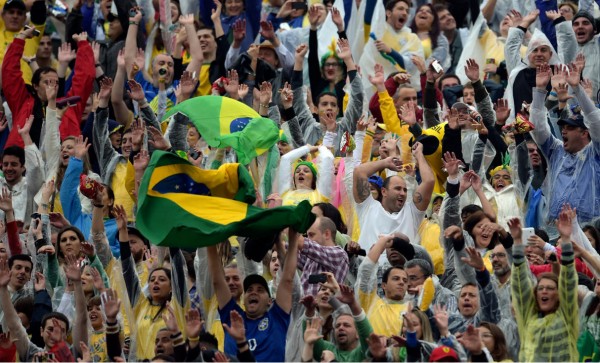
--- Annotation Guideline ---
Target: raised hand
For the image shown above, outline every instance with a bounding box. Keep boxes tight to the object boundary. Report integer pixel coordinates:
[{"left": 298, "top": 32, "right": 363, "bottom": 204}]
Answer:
[
  {"left": 507, "top": 217, "right": 522, "bottom": 242},
  {"left": 98, "top": 77, "right": 113, "bottom": 100},
  {"left": 0, "top": 258, "right": 9, "bottom": 287},
  {"left": 48, "top": 318, "right": 65, "bottom": 346},
  {"left": 179, "top": 71, "right": 198, "bottom": 99},
  {"left": 0, "top": 187, "right": 13, "bottom": 212},
  {"left": 0, "top": 332, "right": 16, "bottom": 350},
  {"left": 470, "top": 172, "right": 483, "bottom": 192},
  {"left": 356, "top": 114, "right": 369, "bottom": 131},
  {"left": 80, "top": 242, "right": 95, "bottom": 258},
  {"left": 457, "top": 325, "right": 483, "bottom": 354},
  {"left": 366, "top": 333, "right": 387, "bottom": 360},
  {"left": 374, "top": 39, "right": 391, "bottom": 54},
  {"left": 77, "top": 341, "right": 91, "bottom": 363},
  {"left": 73, "top": 135, "right": 91, "bottom": 160},
  {"left": 520, "top": 9, "right": 539, "bottom": 28},
  {"left": 90, "top": 267, "right": 105, "bottom": 292},
  {"left": 536, "top": 63, "right": 551, "bottom": 89},
  {"left": 46, "top": 78, "right": 58, "bottom": 103},
  {"left": 211, "top": 0, "right": 222, "bottom": 22},
  {"left": 442, "top": 151, "right": 461, "bottom": 178},
  {"left": 336, "top": 38, "right": 352, "bottom": 60},
  {"left": 224, "top": 70, "right": 240, "bottom": 100},
  {"left": 300, "top": 295, "right": 318, "bottom": 316},
  {"left": 49, "top": 212, "right": 69, "bottom": 229},
  {"left": 179, "top": 13, "right": 194, "bottom": 26},
  {"left": 232, "top": 19, "right": 246, "bottom": 46},
  {"left": 279, "top": 82, "right": 294, "bottom": 109},
  {"left": 447, "top": 108, "right": 460, "bottom": 129},
  {"left": 58, "top": 42, "right": 76, "bottom": 64},
  {"left": 63, "top": 254, "right": 82, "bottom": 282},
  {"left": 102, "top": 289, "right": 121, "bottom": 322},
  {"left": 331, "top": 6, "right": 344, "bottom": 31},
  {"left": 259, "top": 20, "right": 276, "bottom": 41},
  {"left": 464, "top": 58, "right": 480, "bottom": 82},
  {"left": 127, "top": 79, "right": 146, "bottom": 103},
  {"left": 133, "top": 149, "right": 150, "bottom": 172},
  {"left": 461, "top": 246, "right": 485, "bottom": 270},
  {"left": 295, "top": 43, "right": 308, "bottom": 63},
  {"left": 144, "top": 248, "right": 160, "bottom": 271},
  {"left": 459, "top": 170, "right": 475, "bottom": 195},
  {"left": 147, "top": 126, "right": 170, "bottom": 151},
  {"left": 545, "top": 10, "right": 561, "bottom": 21},
  {"left": 566, "top": 62, "right": 581, "bottom": 87},
  {"left": 385, "top": 155, "right": 403, "bottom": 172},
  {"left": 574, "top": 53, "right": 586, "bottom": 72},
  {"left": 128, "top": 6, "right": 143, "bottom": 22},
  {"left": 551, "top": 64, "right": 566, "bottom": 89},
  {"left": 393, "top": 73, "right": 411, "bottom": 85},
  {"left": 259, "top": 81, "right": 272, "bottom": 106},
  {"left": 581, "top": 79, "right": 593, "bottom": 98},
  {"left": 411, "top": 55, "right": 426, "bottom": 74},
  {"left": 411, "top": 141, "right": 424, "bottom": 158},
  {"left": 368, "top": 63, "right": 385, "bottom": 86},
  {"left": 238, "top": 84, "right": 249, "bottom": 100},
  {"left": 556, "top": 203, "right": 573, "bottom": 240},
  {"left": 185, "top": 309, "right": 204, "bottom": 339},
  {"left": 162, "top": 304, "right": 181, "bottom": 333},
  {"left": 34, "top": 271, "right": 46, "bottom": 292},
  {"left": 494, "top": 99, "right": 511, "bottom": 125},
  {"left": 113, "top": 204, "right": 128, "bottom": 231},
  {"left": 399, "top": 101, "right": 417, "bottom": 126},
  {"left": 130, "top": 118, "right": 145, "bottom": 148},
  {"left": 303, "top": 318, "right": 324, "bottom": 344},
  {"left": 337, "top": 284, "right": 356, "bottom": 306},
  {"left": 426, "top": 59, "right": 444, "bottom": 82},
  {"left": 223, "top": 310, "right": 247, "bottom": 343},
  {"left": 17, "top": 114, "right": 34, "bottom": 138},
  {"left": 308, "top": 5, "right": 320, "bottom": 28},
  {"left": 91, "top": 41, "right": 101, "bottom": 63},
  {"left": 72, "top": 31, "right": 89, "bottom": 43},
  {"left": 433, "top": 304, "right": 449, "bottom": 335}
]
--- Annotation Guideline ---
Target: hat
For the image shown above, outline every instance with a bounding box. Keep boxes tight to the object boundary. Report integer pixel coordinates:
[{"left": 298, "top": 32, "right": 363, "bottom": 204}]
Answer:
[
  {"left": 243, "top": 274, "right": 271, "bottom": 297},
  {"left": 451, "top": 101, "right": 476, "bottom": 112},
  {"left": 573, "top": 11, "right": 596, "bottom": 31},
  {"left": 409, "top": 134, "right": 440, "bottom": 156},
  {"left": 390, "top": 236, "right": 415, "bottom": 261},
  {"left": 559, "top": 2, "right": 579, "bottom": 15},
  {"left": 258, "top": 40, "right": 276, "bottom": 50},
  {"left": 3, "top": 0, "right": 26, "bottom": 12},
  {"left": 295, "top": 161, "right": 318, "bottom": 179},
  {"left": 557, "top": 113, "right": 587, "bottom": 129},
  {"left": 244, "top": 233, "right": 280, "bottom": 262},
  {"left": 127, "top": 225, "right": 150, "bottom": 249},
  {"left": 108, "top": 119, "right": 124, "bottom": 136},
  {"left": 368, "top": 175, "right": 383, "bottom": 188},
  {"left": 430, "top": 346, "right": 459, "bottom": 362}
]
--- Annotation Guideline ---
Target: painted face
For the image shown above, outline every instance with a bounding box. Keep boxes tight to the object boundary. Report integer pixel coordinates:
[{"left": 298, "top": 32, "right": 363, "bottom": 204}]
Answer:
[
  {"left": 294, "top": 165, "right": 315, "bottom": 190},
  {"left": 535, "top": 278, "right": 559, "bottom": 314},
  {"left": 458, "top": 284, "right": 479, "bottom": 317},
  {"left": 491, "top": 169, "right": 512, "bottom": 191},
  {"left": 59, "top": 230, "right": 82, "bottom": 257}
]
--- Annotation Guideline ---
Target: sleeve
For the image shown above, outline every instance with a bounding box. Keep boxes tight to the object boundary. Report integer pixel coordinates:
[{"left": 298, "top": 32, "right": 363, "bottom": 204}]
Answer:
[
  {"left": 558, "top": 242, "right": 579, "bottom": 337},
  {"left": 278, "top": 145, "right": 310, "bottom": 194},
  {"left": 165, "top": 112, "right": 190, "bottom": 152},
  {"left": 378, "top": 90, "right": 405, "bottom": 135},
  {"left": 473, "top": 80, "right": 496, "bottom": 128},
  {"left": 423, "top": 81, "right": 442, "bottom": 128},
  {"left": 61, "top": 40, "right": 96, "bottom": 139},
  {"left": 307, "top": 29, "right": 325, "bottom": 105},
  {"left": 476, "top": 269, "right": 501, "bottom": 324},
  {"left": 140, "top": 103, "right": 161, "bottom": 130},
  {"left": 340, "top": 71, "right": 364, "bottom": 135},
  {"left": 58, "top": 157, "right": 85, "bottom": 226},
  {"left": 119, "top": 239, "right": 142, "bottom": 307},
  {"left": 511, "top": 243, "right": 536, "bottom": 327},
  {"left": 301, "top": 239, "right": 348, "bottom": 271},
  {"left": 316, "top": 145, "right": 334, "bottom": 200},
  {"left": 90, "top": 230, "right": 114, "bottom": 268},
  {"left": 92, "top": 107, "right": 119, "bottom": 179},
  {"left": 530, "top": 88, "right": 562, "bottom": 155},
  {"left": 356, "top": 258, "right": 379, "bottom": 314},
  {"left": 369, "top": 77, "right": 400, "bottom": 123},
  {"left": 428, "top": 35, "right": 450, "bottom": 67},
  {"left": 504, "top": 27, "right": 526, "bottom": 74},
  {"left": 42, "top": 107, "right": 61, "bottom": 178},
  {"left": 274, "top": 43, "right": 295, "bottom": 71},
  {"left": 291, "top": 70, "right": 318, "bottom": 127},
  {"left": 574, "top": 85, "right": 600, "bottom": 145},
  {"left": 555, "top": 20, "right": 577, "bottom": 64},
  {"left": 224, "top": 46, "right": 241, "bottom": 70},
  {"left": 6, "top": 221, "right": 22, "bottom": 255},
  {"left": 25, "top": 144, "right": 45, "bottom": 203},
  {"left": 29, "top": 289, "right": 53, "bottom": 348},
  {"left": 46, "top": 250, "right": 64, "bottom": 288},
  {"left": 1, "top": 38, "right": 30, "bottom": 148}
]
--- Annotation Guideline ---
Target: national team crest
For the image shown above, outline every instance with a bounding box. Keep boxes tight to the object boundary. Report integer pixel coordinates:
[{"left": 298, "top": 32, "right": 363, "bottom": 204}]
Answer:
[{"left": 258, "top": 317, "right": 269, "bottom": 331}]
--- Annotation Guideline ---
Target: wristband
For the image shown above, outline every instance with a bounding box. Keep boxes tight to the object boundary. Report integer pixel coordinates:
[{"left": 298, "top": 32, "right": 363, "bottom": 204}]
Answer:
[
  {"left": 188, "top": 336, "right": 199, "bottom": 342},
  {"left": 549, "top": 91, "right": 557, "bottom": 97},
  {"left": 236, "top": 341, "right": 248, "bottom": 347},
  {"left": 365, "top": 130, "right": 375, "bottom": 137},
  {"left": 259, "top": 103, "right": 269, "bottom": 108},
  {"left": 129, "top": 21, "right": 139, "bottom": 26}
]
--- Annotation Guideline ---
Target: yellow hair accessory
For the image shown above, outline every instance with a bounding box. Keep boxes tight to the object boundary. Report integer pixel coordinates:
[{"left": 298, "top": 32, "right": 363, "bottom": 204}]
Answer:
[{"left": 489, "top": 153, "right": 512, "bottom": 177}]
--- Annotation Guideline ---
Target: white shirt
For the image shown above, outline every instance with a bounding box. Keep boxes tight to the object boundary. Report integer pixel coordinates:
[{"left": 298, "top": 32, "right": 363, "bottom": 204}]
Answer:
[{"left": 356, "top": 195, "right": 425, "bottom": 263}]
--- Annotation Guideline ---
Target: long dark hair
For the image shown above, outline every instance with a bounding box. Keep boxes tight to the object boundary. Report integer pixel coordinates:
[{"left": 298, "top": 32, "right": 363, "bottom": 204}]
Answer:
[
  {"left": 583, "top": 225, "right": 600, "bottom": 255},
  {"left": 314, "top": 202, "right": 348, "bottom": 234},
  {"left": 148, "top": 267, "right": 173, "bottom": 322},
  {"left": 410, "top": 4, "right": 441, "bottom": 49},
  {"left": 56, "top": 226, "right": 86, "bottom": 262},
  {"left": 479, "top": 322, "right": 510, "bottom": 361}
]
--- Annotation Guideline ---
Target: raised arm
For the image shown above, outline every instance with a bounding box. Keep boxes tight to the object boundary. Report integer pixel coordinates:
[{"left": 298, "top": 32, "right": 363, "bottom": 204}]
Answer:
[
  {"left": 59, "top": 137, "right": 89, "bottom": 225},
  {"left": 0, "top": 258, "right": 31, "bottom": 359},
  {"left": 115, "top": 205, "right": 142, "bottom": 307},
  {"left": 411, "top": 142, "right": 435, "bottom": 211},
  {"left": 111, "top": 50, "right": 132, "bottom": 127},
  {"left": 353, "top": 157, "right": 401, "bottom": 203},
  {"left": 181, "top": 14, "right": 204, "bottom": 74},
  {"left": 315, "top": 145, "right": 334, "bottom": 200},
  {"left": 276, "top": 229, "right": 300, "bottom": 313},
  {"left": 277, "top": 144, "right": 313, "bottom": 194},
  {"left": 94, "top": 77, "right": 120, "bottom": 179},
  {"left": 64, "top": 255, "right": 88, "bottom": 355},
  {"left": 567, "top": 63, "right": 600, "bottom": 143},
  {"left": 207, "top": 244, "right": 234, "bottom": 309}
]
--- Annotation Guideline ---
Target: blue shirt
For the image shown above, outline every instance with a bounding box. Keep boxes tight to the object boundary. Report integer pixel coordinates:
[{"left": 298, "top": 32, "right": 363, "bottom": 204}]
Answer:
[{"left": 219, "top": 298, "right": 290, "bottom": 362}]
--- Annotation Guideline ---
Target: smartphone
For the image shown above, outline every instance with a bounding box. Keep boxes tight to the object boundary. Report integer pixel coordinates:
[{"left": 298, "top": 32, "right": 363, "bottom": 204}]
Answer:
[
  {"left": 431, "top": 60, "right": 443, "bottom": 73},
  {"left": 25, "top": 25, "right": 41, "bottom": 37},
  {"left": 522, "top": 227, "right": 535, "bottom": 242},
  {"left": 56, "top": 96, "right": 81, "bottom": 109},
  {"left": 291, "top": 2, "right": 308, "bottom": 10},
  {"left": 308, "top": 274, "right": 327, "bottom": 284}
]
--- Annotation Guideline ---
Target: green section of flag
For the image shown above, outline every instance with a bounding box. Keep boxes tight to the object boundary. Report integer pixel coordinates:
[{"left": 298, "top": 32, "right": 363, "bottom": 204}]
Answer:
[
  {"left": 162, "top": 96, "right": 279, "bottom": 165},
  {"left": 136, "top": 151, "right": 315, "bottom": 248}
]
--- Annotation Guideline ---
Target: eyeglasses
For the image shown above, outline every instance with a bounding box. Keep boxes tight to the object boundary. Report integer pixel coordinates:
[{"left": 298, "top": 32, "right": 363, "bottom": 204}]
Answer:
[
  {"left": 489, "top": 252, "right": 506, "bottom": 259},
  {"left": 536, "top": 285, "right": 557, "bottom": 292},
  {"left": 324, "top": 63, "right": 340, "bottom": 68}
]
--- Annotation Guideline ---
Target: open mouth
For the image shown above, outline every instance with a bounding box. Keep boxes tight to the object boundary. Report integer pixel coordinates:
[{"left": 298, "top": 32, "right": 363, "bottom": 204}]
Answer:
[
  {"left": 540, "top": 296, "right": 550, "bottom": 303},
  {"left": 152, "top": 285, "right": 160, "bottom": 293},
  {"left": 397, "top": 17, "right": 406, "bottom": 28},
  {"left": 247, "top": 297, "right": 259, "bottom": 307},
  {"left": 494, "top": 182, "right": 505, "bottom": 191},
  {"left": 156, "top": 348, "right": 164, "bottom": 354},
  {"left": 89, "top": 312, "right": 99, "bottom": 321},
  {"left": 463, "top": 303, "right": 472, "bottom": 309}
]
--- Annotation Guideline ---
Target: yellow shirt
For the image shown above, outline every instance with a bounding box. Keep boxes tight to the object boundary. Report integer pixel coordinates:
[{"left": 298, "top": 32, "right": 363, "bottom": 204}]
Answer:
[
  {"left": 281, "top": 189, "right": 328, "bottom": 206},
  {"left": 0, "top": 23, "right": 45, "bottom": 85},
  {"left": 421, "top": 37, "right": 432, "bottom": 60},
  {"left": 359, "top": 289, "right": 409, "bottom": 336},
  {"left": 90, "top": 329, "right": 108, "bottom": 362},
  {"left": 111, "top": 162, "right": 135, "bottom": 222}
]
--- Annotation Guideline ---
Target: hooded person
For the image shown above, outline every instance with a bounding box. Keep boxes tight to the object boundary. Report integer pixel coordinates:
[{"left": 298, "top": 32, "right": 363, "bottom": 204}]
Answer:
[
  {"left": 277, "top": 144, "right": 334, "bottom": 206},
  {"left": 504, "top": 28, "right": 561, "bottom": 122}
]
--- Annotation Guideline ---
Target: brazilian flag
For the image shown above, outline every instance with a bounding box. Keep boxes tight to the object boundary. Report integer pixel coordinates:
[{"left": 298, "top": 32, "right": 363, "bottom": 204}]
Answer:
[
  {"left": 136, "top": 151, "right": 315, "bottom": 248},
  {"left": 162, "top": 96, "right": 279, "bottom": 165}
]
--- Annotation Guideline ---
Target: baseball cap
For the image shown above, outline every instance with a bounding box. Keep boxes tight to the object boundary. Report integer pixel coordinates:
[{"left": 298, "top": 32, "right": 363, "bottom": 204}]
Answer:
[
  {"left": 557, "top": 113, "right": 587, "bottom": 129},
  {"left": 451, "top": 101, "right": 476, "bottom": 112},
  {"left": 368, "top": 175, "right": 383, "bottom": 188},
  {"left": 243, "top": 274, "right": 271, "bottom": 297},
  {"left": 3, "top": 0, "right": 26, "bottom": 12},
  {"left": 429, "top": 345, "right": 459, "bottom": 362},
  {"left": 390, "top": 236, "right": 415, "bottom": 261}
]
